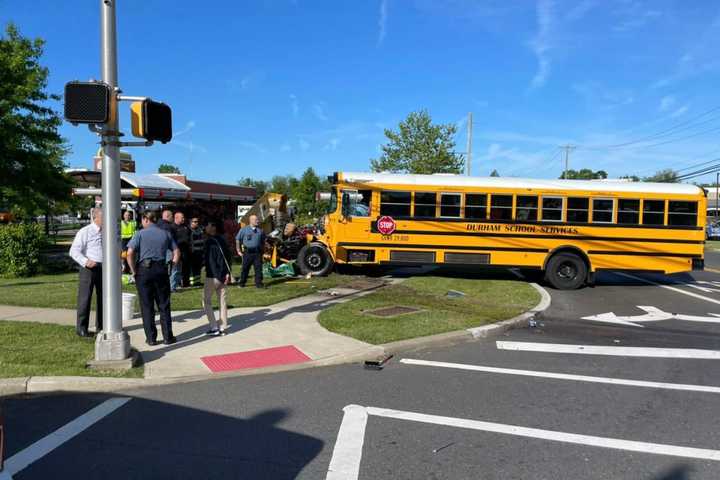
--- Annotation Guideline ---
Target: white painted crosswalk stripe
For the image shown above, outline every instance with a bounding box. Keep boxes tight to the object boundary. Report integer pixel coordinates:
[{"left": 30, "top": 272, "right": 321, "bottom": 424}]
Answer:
[
  {"left": 1, "top": 398, "right": 131, "bottom": 479},
  {"left": 496, "top": 341, "right": 720, "bottom": 358},
  {"left": 400, "top": 358, "right": 720, "bottom": 394}
]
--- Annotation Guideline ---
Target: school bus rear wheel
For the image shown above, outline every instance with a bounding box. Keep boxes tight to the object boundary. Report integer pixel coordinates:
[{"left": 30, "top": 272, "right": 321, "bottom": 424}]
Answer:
[
  {"left": 545, "top": 252, "right": 587, "bottom": 290},
  {"left": 297, "top": 244, "right": 334, "bottom": 276}
]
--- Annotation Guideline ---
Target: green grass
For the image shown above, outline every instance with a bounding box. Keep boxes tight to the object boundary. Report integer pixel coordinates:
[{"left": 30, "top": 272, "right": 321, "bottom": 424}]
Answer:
[
  {"left": 0, "top": 320, "right": 144, "bottom": 378},
  {"left": 706, "top": 241, "right": 720, "bottom": 251},
  {"left": 0, "top": 267, "right": 355, "bottom": 310},
  {"left": 318, "top": 274, "right": 540, "bottom": 345}
]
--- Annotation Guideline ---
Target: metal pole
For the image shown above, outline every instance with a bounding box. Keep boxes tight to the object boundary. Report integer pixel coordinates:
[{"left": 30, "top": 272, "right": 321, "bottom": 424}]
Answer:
[
  {"left": 96, "top": 0, "right": 130, "bottom": 361},
  {"left": 466, "top": 112, "right": 473, "bottom": 176},
  {"left": 564, "top": 146, "right": 569, "bottom": 179},
  {"left": 716, "top": 172, "right": 718, "bottom": 220}
]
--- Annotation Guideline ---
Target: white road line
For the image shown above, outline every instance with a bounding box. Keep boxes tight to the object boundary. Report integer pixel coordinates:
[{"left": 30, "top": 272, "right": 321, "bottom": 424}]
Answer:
[
  {"left": 2, "top": 397, "right": 131, "bottom": 479},
  {"left": 616, "top": 272, "right": 720, "bottom": 306},
  {"left": 366, "top": 406, "right": 720, "bottom": 462},
  {"left": 496, "top": 341, "right": 720, "bottom": 359},
  {"left": 326, "top": 405, "right": 369, "bottom": 480},
  {"left": 400, "top": 358, "right": 720, "bottom": 394}
]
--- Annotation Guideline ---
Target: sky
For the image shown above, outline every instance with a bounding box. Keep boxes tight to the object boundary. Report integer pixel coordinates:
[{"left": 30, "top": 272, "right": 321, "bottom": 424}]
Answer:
[{"left": 3, "top": 0, "right": 720, "bottom": 184}]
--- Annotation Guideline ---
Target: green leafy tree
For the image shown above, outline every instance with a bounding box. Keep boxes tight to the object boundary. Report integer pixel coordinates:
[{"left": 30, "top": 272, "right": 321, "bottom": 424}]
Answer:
[
  {"left": 619, "top": 175, "right": 640, "bottom": 182},
  {"left": 237, "top": 177, "right": 268, "bottom": 196},
  {"left": 158, "top": 163, "right": 181, "bottom": 174},
  {"left": 560, "top": 169, "right": 608, "bottom": 180},
  {"left": 0, "top": 23, "right": 72, "bottom": 219},
  {"left": 269, "top": 175, "right": 299, "bottom": 197},
  {"left": 643, "top": 169, "right": 678, "bottom": 183},
  {"left": 370, "top": 109, "right": 464, "bottom": 174},
  {"left": 490, "top": 169, "right": 500, "bottom": 177},
  {"left": 291, "top": 168, "right": 324, "bottom": 218}
]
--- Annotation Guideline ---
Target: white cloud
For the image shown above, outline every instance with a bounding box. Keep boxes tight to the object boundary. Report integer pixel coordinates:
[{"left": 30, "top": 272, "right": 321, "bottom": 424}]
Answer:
[
  {"left": 670, "top": 105, "right": 689, "bottom": 118},
  {"left": 528, "top": 0, "right": 555, "bottom": 89},
  {"left": 377, "top": 0, "right": 388, "bottom": 47},
  {"left": 658, "top": 95, "right": 676, "bottom": 112},
  {"left": 237, "top": 141, "right": 268, "bottom": 154},
  {"left": 299, "top": 138, "right": 311, "bottom": 151},
  {"left": 322, "top": 138, "right": 341, "bottom": 151},
  {"left": 280, "top": 144, "right": 292, "bottom": 152},
  {"left": 312, "top": 102, "right": 328, "bottom": 121},
  {"left": 289, "top": 94, "right": 299, "bottom": 118},
  {"left": 174, "top": 120, "right": 196, "bottom": 137}
]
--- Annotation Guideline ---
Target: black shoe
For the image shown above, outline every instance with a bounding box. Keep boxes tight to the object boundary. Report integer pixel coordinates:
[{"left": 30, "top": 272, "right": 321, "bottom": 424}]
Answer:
[
  {"left": 163, "top": 336, "right": 177, "bottom": 345},
  {"left": 77, "top": 328, "right": 91, "bottom": 338},
  {"left": 256, "top": 284, "right": 266, "bottom": 289},
  {"left": 146, "top": 339, "right": 158, "bottom": 346}
]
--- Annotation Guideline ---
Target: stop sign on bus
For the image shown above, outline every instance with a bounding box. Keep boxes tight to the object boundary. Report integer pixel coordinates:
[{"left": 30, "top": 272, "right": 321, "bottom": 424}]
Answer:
[{"left": 377, "top": 216, "right": 396, "bottom": 235}]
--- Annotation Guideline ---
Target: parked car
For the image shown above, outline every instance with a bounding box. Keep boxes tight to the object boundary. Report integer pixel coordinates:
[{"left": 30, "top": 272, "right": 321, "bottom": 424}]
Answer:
[{"left": 706, "top": 221, "right": 720, "bottom": 240}]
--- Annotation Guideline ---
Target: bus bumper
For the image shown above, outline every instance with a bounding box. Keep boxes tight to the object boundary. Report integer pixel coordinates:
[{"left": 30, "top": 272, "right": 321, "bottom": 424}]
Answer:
[{"left": 692, "top": 258, "right": 704, "bottom": 271}]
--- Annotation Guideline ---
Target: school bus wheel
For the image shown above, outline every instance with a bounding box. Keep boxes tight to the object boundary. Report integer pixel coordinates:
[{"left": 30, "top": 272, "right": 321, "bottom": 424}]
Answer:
[
  {"left": 297, "top": 243, "right": 334, "bottom": 276},
  {"left": 544, "top": 252, "right": 587, "bottom": 290}
]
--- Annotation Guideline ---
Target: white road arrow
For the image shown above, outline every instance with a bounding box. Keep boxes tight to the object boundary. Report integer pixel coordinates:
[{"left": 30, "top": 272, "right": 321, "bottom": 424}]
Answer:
[{"left": 582, "top": 306, "right": 720, "bottom": 328}]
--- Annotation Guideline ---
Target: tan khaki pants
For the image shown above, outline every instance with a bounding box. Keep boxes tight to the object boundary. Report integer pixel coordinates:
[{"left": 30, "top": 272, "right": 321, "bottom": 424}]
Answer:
[{"left": 203, "top": 278, "right": 228, "bottom": 331}]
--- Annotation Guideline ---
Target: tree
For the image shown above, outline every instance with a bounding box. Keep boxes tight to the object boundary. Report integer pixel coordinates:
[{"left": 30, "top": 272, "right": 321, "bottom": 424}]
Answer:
[
  {"left": 619, "top": 175, "right": 640, "bottom": 182},
  {"left": 268, "top": 175, "right": 299, "bottom": 197},
  {"left": 370, "top": 109, "right": 464, "bottom": 174},
  {"left": 559, "top": 169, "right": 608, "bottom": 180},
  {"left": 237, "top": 177, "right": 268, "bottom": 196},
  {"left": 291, "top": 168, "right": 324, "bottom": 217},
  {"left": 490, "top": 169, "right": 500, "bottom": 177},
  {"left": 158, "top": 163, "right": 181, "bottom": 174},
  {"left": 0, "top": 23, "right": 72, "bottom": 219},
  {"left": 643, "top": 169, "right": 678, "bottom": 183}
]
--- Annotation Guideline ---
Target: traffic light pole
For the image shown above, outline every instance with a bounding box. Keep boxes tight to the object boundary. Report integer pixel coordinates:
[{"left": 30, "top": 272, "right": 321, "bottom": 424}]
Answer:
[{"left": 96, "top": 0, "right": 130, "bottom": 362}]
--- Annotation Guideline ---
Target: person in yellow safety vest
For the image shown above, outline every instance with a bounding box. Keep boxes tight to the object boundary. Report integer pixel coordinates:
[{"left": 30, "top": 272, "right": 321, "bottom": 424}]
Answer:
[{"left": 120, "top": 209, "right": 137, "bottom": 273}]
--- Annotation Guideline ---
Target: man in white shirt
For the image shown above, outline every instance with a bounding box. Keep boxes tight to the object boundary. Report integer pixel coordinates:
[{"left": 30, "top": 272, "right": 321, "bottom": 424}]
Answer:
[{"left": 69, "top": 208, "right": 104, "bottom": 337}]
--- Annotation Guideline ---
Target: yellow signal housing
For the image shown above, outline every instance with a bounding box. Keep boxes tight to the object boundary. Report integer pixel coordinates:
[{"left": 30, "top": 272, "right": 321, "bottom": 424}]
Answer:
[{"left": 130, "top": 101, "right": 144, "bottom": 138}]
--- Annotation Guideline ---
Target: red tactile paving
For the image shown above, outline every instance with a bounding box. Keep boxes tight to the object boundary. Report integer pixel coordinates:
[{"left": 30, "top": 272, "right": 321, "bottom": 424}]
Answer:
[{"left": 201, "top": 345, "right": 311, "bottom": 373}]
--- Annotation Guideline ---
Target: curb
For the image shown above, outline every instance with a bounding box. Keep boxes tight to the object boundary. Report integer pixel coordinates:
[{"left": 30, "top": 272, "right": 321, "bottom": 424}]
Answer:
[{"left": 0, "top": 280, "right": 551, "bottom": 397}]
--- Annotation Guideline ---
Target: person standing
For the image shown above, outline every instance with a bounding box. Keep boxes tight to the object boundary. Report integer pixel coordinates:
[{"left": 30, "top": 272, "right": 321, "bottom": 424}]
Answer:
[
  {"left": 171, "top": 212, "right": 191, "bottom": 290},
  {"left": 203, "top": 220, "right": 231, "bottom": 336},
  {"left": 127, "top": 211, "right": 180, "bottom": 346},
  {"left": 120, "top": 209, "right": 136, "bottom": 273},
  {"left": 158, "top": 208, "right": 175, "bottom": 278},
  {"left": 69, "top": 208, "right": 103, "bottom": 337},
  {"left": 189, "top": 217, "right": 205, "bottom": 287},
  {"left": 235, "top": 214, "right": 266, "bottom": 288}
]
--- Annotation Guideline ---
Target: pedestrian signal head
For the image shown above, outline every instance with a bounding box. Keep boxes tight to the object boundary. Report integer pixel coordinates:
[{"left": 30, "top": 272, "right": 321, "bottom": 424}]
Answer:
[
  {"left": 130, "top": 99, "right": 173, "bottom": 144},
  {"left": 64, "top": 81, "right": 112, "bottom": 124}
]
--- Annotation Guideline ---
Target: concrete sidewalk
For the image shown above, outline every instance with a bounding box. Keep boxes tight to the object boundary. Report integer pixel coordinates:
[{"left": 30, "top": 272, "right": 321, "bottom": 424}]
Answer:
[{"left": 0, "top": 281, "right": 389, "bottom": 381}]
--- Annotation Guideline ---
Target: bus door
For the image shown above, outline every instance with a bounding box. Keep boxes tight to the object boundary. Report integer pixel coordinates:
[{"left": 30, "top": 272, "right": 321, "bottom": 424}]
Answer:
[{"left": 338, "top": 188, "right": 374, "bottom": 262}]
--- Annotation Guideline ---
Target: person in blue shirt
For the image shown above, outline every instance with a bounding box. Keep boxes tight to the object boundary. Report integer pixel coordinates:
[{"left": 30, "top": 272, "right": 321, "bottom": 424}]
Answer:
[
  {"left": 235, "top": 214, "right": 266, "bottom": 288},
  {"left": 127, "top": 210, "right": 181, "bottom": 346}
]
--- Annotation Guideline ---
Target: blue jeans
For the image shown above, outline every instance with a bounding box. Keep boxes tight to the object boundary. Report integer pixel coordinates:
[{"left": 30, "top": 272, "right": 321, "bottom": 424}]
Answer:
[{"left": 168, "top": 250, "right": 181, "bottom": 291}]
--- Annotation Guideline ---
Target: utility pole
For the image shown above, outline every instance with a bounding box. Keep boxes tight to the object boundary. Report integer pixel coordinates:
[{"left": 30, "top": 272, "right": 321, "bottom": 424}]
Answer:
[
  {"left": 466, "top": 112, "right": 473, "bottom": 176},
  {"left": 561, "top": 144, "right": 576, "bottom": 179},
  {"left": 96, "top": 0, "right": 130, "bottom": 362},
  {"left": 716, "top": 172, "right": 719, "bottom": 220}
]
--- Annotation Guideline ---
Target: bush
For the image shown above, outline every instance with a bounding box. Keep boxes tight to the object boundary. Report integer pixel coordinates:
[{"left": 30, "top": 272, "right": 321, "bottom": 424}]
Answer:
[{"left": 0, "top": 223, "right": 47, "bottom": 277}]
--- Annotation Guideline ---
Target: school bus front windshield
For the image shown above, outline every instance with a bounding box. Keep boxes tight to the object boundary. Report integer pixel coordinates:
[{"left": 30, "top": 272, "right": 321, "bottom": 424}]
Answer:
[{"left": 313, "top": 172, "right": 705, "bottom": 290}]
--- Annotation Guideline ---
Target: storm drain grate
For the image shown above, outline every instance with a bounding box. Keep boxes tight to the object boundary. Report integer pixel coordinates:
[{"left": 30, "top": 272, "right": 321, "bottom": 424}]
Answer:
[{"left": 365, "top": 306, "right": 423, "bottom": 317}]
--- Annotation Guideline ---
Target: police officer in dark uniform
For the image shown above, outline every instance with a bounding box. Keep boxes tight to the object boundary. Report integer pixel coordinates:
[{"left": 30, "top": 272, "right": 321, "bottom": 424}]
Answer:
[{"left": 127, "top": 211, "right": 181, "bottom": 346}]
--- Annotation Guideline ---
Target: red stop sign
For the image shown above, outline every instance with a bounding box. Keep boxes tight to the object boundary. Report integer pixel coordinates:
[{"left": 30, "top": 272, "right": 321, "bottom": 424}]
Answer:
[{"left": 377, "top": 216, "right": 397, "bottom": 235}]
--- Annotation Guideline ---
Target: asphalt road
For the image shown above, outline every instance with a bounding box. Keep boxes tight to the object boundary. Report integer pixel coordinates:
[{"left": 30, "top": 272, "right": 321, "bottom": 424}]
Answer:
[{"left": 5, "top": 254, "right": 720, "bottom": 479}]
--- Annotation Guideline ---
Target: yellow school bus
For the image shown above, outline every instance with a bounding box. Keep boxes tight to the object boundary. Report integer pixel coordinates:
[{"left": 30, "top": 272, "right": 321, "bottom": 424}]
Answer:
[{"left": 296, "top": 171, "right": 705, "bottom": 289}]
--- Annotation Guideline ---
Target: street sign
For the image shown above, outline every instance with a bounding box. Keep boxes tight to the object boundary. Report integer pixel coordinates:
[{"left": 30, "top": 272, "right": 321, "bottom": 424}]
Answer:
[
  {"left": 130, "top": 99, "right": 173, "bottom": 143},
  {"left": 63, "top": 81, "right": 111, "bottom": 124},
  {"left": 377, "top": 216, "right": 396, "bottom": 235}
]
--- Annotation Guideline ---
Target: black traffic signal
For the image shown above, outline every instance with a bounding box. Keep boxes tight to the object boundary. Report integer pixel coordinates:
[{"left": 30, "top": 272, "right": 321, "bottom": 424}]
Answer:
[
  {"left": 64, "top": 81, "right": 111, "bottom": 124},
  {"left": 130, "top": 100, "right": 172, "bottom": 144}
]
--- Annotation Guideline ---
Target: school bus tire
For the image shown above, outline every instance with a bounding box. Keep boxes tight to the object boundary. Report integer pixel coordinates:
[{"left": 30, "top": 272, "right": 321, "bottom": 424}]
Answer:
[
  {"left": 297, "top": 243, "right": 334, "bottom": 277},
  {"left": 544, "top": 252, "right": 587, "bottom": 290}
]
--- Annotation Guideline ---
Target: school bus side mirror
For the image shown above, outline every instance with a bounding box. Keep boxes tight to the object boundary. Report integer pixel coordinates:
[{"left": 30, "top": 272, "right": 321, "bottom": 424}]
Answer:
[{"left": 130, "top": 99, "right": 173, "bottom": 143}]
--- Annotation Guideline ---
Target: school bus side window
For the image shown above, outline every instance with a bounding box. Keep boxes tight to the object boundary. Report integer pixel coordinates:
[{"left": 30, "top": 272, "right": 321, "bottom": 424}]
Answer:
[
  {"left": 516, "top": 196, "right": 538, "bottom": 221},
  {"left": 414, "top": 192, "right": 436, "bottom": 217},
  {"left": 541, "top": 197, "right": 563, "bottom": 222},
  {"left": 618, "top": 199, "right": 640, "bottom": 225},
  {"left": 592, "top": 199, "right": 615, "bottom": 223},
  {"left": 642, "top": 200, "right": 665, "bottom": 225},
  {"left": 465, "top": 194, "right": 487, "bottom": 219},
  {"left": 440, "top": 193, "right": 461, "bottom": 217},
  {"left": 668, "top": 201, "right": 697, "bottom": 226},
  {"left": 380, "top": 191, "right": 411, "bottom": 217},
  {"left": 566, "top": 198, "right": 589, "bottom": 222},
  {"left": 490, "top": 195, "right": 513, "bottom": 220},
  {"left": 341, "top": 189, "right": 372, "bottom": 217}
]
